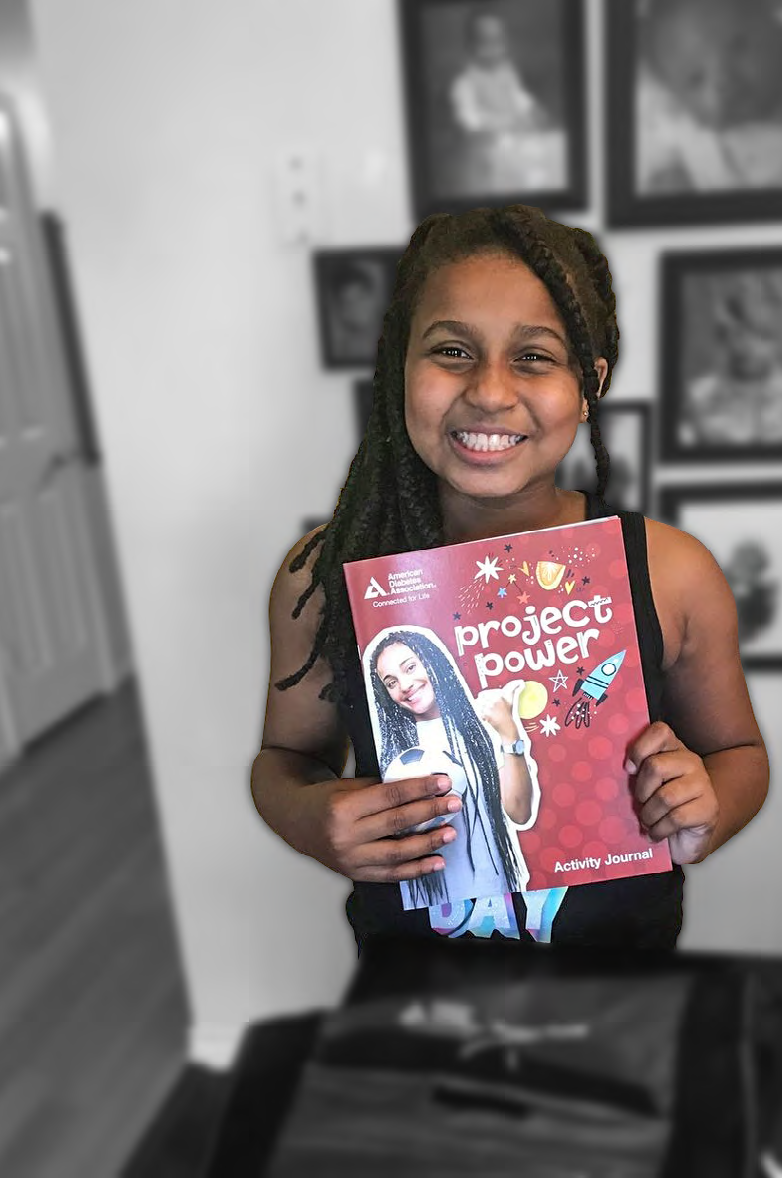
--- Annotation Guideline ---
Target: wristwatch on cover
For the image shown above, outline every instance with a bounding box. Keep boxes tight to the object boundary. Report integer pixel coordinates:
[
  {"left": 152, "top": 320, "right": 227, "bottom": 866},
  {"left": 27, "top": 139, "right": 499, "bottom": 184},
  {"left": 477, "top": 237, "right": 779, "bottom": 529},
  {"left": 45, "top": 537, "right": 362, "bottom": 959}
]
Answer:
[{"left": 501, "top": 738, "right": 526, "bottom": 756}]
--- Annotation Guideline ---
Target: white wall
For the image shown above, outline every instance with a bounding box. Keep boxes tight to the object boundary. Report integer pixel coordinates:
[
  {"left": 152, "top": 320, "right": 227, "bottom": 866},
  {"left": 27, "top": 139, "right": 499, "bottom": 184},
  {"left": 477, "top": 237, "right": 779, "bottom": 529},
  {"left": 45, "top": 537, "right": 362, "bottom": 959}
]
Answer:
[{"left": 30, "top": 0, "right": 782, "bottom": 1060}]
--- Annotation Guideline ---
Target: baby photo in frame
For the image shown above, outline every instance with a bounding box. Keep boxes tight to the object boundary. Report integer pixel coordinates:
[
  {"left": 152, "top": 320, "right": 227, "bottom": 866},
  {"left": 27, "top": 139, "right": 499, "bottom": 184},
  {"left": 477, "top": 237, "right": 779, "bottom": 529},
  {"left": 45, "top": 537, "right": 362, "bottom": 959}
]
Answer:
[
  {"left": 658, "top": 248, "right": 782, "bottom": 464},
  {"left": 556, "top": 401, "right": 652, "bottom": 514},
  {"left": 398, "top": 0, "right": 587, "bottom": 220},
  {"left": 605, "top": 0, "right": 782, "bottom": 228},
  {"left": 313, "top": 248, "right": 401, "bottom": 370},
  {"left": 658, "top": 483, "right": 782, "bottom": 670}
]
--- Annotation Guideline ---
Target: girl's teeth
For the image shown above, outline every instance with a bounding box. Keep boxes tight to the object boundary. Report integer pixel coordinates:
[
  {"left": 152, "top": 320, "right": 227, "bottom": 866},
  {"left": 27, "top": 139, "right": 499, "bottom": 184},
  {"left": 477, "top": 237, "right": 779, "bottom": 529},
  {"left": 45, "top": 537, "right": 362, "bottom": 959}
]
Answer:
[{"left": 455, "top": 431, "right": 522, "bottom": 452}]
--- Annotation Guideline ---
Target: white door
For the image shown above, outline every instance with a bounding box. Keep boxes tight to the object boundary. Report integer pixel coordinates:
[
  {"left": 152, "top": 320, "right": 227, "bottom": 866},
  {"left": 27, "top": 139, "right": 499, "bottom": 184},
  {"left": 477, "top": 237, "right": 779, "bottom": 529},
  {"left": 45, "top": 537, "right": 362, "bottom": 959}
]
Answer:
[{"left": 0, "top": 95, "right": 107, "bottom": 752}]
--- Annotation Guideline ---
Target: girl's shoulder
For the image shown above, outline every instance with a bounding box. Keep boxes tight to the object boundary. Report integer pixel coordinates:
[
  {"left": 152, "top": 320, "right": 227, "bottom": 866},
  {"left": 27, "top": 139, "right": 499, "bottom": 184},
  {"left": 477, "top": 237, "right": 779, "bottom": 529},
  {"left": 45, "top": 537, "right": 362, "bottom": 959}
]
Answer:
[
  {"left": 269, "top": 523, "right": 329, "bottom": 633},
  {"left": 642, "top": 514, "right": 736, "bottom": 672}
]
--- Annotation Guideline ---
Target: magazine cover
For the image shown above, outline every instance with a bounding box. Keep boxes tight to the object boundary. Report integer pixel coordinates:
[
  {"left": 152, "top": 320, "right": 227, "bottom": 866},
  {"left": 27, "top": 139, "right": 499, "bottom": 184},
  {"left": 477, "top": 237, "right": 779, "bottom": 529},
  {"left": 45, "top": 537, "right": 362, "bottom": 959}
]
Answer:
[{"left": 343, "top": 515, "right": 673, "bottom": 911}]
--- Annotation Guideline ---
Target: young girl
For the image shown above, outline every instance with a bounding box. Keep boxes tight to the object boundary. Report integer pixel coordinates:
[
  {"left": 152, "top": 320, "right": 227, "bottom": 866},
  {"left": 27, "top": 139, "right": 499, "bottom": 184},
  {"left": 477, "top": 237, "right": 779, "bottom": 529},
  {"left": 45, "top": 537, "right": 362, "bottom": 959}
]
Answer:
[
  {"left": 366, "top": 627, "right": 539, "bottom": 911},
  {"left": 253, "top": 203, "right": 769, "bottom": 951}
]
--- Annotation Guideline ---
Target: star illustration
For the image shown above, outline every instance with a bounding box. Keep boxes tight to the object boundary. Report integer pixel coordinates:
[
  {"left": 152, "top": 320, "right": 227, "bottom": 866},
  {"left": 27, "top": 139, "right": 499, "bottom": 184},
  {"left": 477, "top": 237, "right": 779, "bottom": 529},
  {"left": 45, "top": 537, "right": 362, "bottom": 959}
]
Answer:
[
  {"left": 581, "top": 576, "right": 591, "bottom": 586},
  {"left": 553, "top": 698, "right": 561, "bottom": 707},
  {"left": 516, "top": 592, "right": 529, "bottom": 605},
  {"left": 475, "top": 555, "right": 503, "bottom": 584},
  {"left": 497, "top": 586, "right": 507, "bottom": 598},
  {"left": 486, "top": 601, "right": 494, "bottom": 610},
  {"left": 508, "top": 573, "right": 517, "bottom": 584},
  {"left": 504, "top": 543, "right": 513, "bottom": 552},
  {"left": 453, "top": 612, "right": 461, "bottom": 620},
  {"left": 540, "top": 714, "right": 561, "bottom": 737},
  {"left": 549, "top": 670, "right": 569, "bottom": 691},
  {"left": 576, "top": 666, "right": 585, "bottom": 676}
]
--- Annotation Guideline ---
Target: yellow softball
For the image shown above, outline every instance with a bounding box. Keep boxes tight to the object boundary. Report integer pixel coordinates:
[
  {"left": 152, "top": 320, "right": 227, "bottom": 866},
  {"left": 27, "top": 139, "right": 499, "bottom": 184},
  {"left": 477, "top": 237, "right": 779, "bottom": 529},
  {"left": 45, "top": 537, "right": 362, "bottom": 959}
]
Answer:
[{"left": 516, "top": 680, "right": 548, "bottom": 719}]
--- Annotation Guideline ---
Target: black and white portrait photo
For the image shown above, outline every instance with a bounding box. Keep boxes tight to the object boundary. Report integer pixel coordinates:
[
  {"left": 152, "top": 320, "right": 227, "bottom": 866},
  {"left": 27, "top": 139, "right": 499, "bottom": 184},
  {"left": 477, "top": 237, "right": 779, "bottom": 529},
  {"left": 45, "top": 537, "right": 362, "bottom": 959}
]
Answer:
[
  {"left": 556, "top": 402, "right": 652, "bottom": 514},
  {"left": 399, "top": 0, "right": 587, "bottom": 219},
  {"left": 606, "top": 0, "right": 782, "bottom": 227},
  {"left": 660, "top": 250, "right": 782, "bottom": 463},
  {"left": 313, "top": 248, "right": 400, "bottom": 370},
  {"left": 658, "top": 485, "right": 782, "bottom": 669}
]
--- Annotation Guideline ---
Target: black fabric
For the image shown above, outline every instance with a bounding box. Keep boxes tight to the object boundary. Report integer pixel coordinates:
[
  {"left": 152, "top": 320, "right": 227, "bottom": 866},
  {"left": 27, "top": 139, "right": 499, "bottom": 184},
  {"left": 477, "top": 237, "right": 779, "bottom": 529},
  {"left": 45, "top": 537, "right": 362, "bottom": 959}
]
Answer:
[
  {"left": 260, "top": 938, "right": 773, "bottom": 1178},
  {"left": 200, "top": 942, "right": 782, "bottom": 1178},
  {"left": 336, "top": 494, "right": 684, "bottom": 951},
  {"left": 202, "top": 1013, "right": 324, "bottom": 1178}
]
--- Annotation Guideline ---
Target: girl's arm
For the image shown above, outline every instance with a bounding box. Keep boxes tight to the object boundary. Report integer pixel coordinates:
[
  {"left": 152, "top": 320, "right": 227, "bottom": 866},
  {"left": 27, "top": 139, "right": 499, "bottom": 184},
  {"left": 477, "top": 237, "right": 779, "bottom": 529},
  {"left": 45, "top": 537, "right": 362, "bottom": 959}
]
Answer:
[
  {"left": 477, "top": 692, "right": 536, "bottom": 826},
  {"left": 627, "top": 520, "right": 769, "bottom": 865},
  {"left": 252, "top": 528, "right": 462, "bottom": 881}
]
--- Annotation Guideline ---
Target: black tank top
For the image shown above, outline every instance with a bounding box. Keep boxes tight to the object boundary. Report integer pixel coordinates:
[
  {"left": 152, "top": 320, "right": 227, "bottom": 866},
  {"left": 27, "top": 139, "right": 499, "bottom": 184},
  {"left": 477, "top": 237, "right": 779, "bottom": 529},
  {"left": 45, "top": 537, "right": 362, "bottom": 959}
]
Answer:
[{"left": 335, "top": 493, "right": 685, "bottom": 951}]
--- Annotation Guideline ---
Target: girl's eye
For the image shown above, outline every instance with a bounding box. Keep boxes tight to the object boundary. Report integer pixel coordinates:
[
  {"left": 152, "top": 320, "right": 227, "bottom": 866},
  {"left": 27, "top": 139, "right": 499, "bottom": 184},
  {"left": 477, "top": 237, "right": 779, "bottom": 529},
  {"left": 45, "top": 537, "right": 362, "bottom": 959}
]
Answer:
[{"left": 433, "top": 345, "right": 471, "bottom": 359}]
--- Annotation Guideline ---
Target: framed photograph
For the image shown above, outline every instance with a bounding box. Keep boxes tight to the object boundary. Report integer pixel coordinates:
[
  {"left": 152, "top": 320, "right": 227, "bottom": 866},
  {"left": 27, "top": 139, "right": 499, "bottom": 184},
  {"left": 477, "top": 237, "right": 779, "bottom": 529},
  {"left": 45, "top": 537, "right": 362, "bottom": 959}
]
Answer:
[
  {"left": 556, "top": 401, "right": 652, "bottom": 514},
  {"left": 659, "top": 248, "right": 782, "bottom": 463},
  {"left": 605, "top": 0, "right": 782, "bottom": 228},
  {"left": 398, "top": 0, "right": 587, "bottom": 220},
  {"left": 313, "top": 248, "right": 401, "bottom": 370},
  {"left": 657, "top": 483, "right": 782, "bottom": 670},
  {"left": 354, "top": 378, "right": 374, "bottom": 443}
]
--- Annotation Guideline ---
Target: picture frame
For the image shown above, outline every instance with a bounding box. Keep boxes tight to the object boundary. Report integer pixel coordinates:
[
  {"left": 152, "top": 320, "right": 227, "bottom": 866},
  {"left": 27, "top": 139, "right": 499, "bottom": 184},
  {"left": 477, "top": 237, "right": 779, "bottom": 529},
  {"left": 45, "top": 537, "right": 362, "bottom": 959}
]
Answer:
[
  {"left": 312, "top": 247, "right": 401, "bottom": 370},
  {"left": 557, "top": 401, "right": 653, "bottom": 515},
  {"left": 605, "top": 0, "right": 782, "bottom": 229},
  {"left": 658, "top": 248, "right": 782, "bottom": 464},
  {"left": 657, "top": 483, "right": 782, "bottom": 671},
  {"left": 398, "top": 0, "right": 588, "bottom": 221}
]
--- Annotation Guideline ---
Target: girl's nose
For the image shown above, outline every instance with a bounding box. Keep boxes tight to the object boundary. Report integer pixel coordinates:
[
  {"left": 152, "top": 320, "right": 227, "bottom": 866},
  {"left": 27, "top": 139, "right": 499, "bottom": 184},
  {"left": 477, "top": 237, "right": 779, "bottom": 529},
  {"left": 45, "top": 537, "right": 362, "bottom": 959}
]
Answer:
[{"left": 463, "top": 359, "right": 518, "bottom": 412}]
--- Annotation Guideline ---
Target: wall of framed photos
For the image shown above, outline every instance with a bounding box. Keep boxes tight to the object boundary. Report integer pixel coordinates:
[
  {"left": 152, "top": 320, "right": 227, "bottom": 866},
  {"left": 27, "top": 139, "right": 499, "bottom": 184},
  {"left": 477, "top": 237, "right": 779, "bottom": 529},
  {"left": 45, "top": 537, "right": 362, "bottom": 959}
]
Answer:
[
  {"left": 43, "top": 0, "right": 782, "bottom": 1043},
  {"left": 299, "top": 0, "right": 782, "bottom": 956}
]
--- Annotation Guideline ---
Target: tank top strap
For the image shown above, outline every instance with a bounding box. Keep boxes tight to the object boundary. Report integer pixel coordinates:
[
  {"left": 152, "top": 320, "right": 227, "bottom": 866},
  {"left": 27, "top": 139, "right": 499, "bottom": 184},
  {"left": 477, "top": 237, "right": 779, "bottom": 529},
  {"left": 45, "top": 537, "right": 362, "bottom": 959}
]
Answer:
[{"left": 584, "top": 491, "right": 665, "bottom": 723}]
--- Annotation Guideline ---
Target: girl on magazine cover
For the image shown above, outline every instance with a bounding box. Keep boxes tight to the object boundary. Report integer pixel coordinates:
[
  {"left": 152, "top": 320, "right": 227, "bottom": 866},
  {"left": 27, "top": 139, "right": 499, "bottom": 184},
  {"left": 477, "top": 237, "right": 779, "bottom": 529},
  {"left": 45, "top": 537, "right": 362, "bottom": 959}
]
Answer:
[
  {"left": 254, "top": 202, "right": 768, "bottom": 951},
  {"left": 365, "top": 626, "right": 540, "bottom": 909}
]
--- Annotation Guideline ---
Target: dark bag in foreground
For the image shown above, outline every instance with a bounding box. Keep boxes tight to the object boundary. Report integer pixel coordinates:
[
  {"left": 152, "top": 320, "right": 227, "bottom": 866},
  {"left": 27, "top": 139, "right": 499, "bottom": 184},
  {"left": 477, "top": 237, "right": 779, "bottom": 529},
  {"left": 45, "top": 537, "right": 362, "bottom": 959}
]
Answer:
[{"left": 265, "top": 937, "right": 777, "bottom": 1178}]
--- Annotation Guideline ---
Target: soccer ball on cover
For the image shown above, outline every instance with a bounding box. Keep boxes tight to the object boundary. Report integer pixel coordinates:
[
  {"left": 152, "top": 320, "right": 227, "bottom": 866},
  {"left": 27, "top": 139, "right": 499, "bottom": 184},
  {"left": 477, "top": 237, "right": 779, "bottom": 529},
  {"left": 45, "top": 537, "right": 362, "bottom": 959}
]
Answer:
[{"left": 383, "top": 746, "right": 467, "bottom": 834}]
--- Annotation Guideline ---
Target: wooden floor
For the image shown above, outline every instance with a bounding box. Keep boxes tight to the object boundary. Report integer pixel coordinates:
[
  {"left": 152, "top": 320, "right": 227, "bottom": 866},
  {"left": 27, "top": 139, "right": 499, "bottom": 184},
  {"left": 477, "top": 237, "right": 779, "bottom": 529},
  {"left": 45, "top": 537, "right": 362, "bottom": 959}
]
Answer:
[{"left": 0, "top": 677, "right": 190, "bottom": 1177}]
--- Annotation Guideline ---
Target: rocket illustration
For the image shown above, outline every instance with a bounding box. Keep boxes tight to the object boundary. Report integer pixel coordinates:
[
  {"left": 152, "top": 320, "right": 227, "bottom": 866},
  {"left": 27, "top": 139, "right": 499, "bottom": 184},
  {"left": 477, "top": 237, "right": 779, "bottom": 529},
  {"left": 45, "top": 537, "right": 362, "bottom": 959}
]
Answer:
[
  {"left": 574, "top": 650, "right": 626, "bottom": 703},
  {"left": 565, "top": 650, "right": 626, "bottom": 729}
]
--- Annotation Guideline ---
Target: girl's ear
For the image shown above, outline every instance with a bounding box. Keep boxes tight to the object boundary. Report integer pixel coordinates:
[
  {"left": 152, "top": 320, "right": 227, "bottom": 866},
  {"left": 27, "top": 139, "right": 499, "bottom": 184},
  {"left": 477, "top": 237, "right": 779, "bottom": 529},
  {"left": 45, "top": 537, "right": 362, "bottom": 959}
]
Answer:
[{"left": 594, "top": 356, "right": 609, "bottom": 398}]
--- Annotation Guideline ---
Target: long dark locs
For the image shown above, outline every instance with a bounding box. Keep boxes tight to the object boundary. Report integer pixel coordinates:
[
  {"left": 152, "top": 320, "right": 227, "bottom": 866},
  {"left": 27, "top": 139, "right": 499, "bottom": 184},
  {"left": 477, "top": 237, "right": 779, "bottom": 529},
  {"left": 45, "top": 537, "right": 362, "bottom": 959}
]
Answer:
[
  {"left": 368, "top": 630, "right": 524, "bottom": 907},
  {"left": 275, "top": 204, "right": 620, "bottom": 711}
]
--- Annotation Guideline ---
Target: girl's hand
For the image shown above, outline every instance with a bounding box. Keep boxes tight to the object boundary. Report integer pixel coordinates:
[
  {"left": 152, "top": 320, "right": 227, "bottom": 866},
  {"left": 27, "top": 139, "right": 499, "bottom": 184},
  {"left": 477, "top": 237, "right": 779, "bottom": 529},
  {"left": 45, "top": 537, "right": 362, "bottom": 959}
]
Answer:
[
  {"left": 476, "top": 689, "right": 519, "bottom": 743},
  {"left": 625, "top": 721, "right": 720, "bottom": 865},
  {"left": 299, "top": 773, "right": 462, "bottom": 883}
]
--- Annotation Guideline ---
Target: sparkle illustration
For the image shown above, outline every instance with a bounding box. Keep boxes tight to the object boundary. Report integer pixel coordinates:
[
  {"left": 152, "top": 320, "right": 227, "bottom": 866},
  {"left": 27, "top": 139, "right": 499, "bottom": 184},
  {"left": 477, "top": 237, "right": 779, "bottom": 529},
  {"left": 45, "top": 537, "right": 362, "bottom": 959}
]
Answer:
[
  {"left": 497, "top": 587, "right": 507, "bottom": 598},
  {"left": 549, "top": 670, "right": 569, "bottom": 691},
  {"left": 540, "top": 714, "right": 561, "bottom": 737},
  {"left": 475, "top": 555, "right": 503, "bottom": 584}
]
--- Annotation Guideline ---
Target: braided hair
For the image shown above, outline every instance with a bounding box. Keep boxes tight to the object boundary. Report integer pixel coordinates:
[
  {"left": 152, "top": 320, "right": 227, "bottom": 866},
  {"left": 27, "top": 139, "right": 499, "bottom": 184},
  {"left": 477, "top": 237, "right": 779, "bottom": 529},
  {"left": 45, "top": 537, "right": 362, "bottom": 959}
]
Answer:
[
  {"left": 369, "top": 629, "right": 524, "bottom": 908},
  {"left": 276, "top": 203, "right": 620, "bottom": 706}
]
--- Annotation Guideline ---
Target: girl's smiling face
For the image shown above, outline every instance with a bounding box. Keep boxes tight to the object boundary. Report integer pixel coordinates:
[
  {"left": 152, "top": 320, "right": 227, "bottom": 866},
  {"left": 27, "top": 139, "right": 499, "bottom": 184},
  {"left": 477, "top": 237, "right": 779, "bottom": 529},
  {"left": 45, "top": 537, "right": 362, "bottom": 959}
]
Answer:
[
  {"left": 404, "top": 250, "right": 605, "bottom": 507},
  {"left": 375, "top": 643, "right": 439, "bottom": 720}
]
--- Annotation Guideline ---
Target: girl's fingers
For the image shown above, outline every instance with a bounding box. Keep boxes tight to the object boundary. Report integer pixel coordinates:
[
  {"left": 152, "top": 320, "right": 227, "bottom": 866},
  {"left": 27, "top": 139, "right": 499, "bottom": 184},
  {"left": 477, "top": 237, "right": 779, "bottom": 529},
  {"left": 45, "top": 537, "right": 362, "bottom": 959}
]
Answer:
[
  {"left": 357, "top": 792, "right": 462, "bottom": 841},
  {"left": 355, "top": 825, "right": 458, "bottom": 873},
  {"left": 355, "top": 853, "right": 448, "bottom": 883},
  {"left": 351, "top": 774, "right": 452, "bottom": 819}
]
